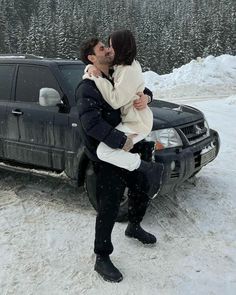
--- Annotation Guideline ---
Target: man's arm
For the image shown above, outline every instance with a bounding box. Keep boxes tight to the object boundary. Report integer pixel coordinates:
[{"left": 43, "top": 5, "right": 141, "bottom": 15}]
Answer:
[
  {"left": 144, "top": 87, "right": 153, "bottom": 102},
  {"left": 76, "top": 81, "right": 127, "bottom": 149},
  {"left": 133, "top": 87, "right": 153, "bottom": 109}
]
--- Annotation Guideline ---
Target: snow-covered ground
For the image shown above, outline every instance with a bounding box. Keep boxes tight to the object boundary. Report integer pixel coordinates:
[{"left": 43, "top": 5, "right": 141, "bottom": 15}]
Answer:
[{"left": 1, "top": 55, "right": 236, "bottom": 295}]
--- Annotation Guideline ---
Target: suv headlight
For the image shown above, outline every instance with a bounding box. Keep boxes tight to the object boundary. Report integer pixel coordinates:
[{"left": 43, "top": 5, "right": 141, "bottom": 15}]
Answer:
[
  {"left": 145, "top": 128, "right": 183, "bottom": 150},
  {"left": 204, "top": 119, "right": 210, "bottom": 137}
]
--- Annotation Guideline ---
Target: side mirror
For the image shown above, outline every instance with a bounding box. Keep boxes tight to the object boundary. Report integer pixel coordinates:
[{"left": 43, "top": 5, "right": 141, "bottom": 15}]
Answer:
[{"left": 39, "top": 88, "right": 62, "bottom": 107}]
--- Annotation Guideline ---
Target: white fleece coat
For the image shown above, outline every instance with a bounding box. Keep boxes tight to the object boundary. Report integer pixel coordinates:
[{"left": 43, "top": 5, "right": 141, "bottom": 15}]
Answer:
[{"left": 83, "top": 60, "right": 153, "bottom": 134}]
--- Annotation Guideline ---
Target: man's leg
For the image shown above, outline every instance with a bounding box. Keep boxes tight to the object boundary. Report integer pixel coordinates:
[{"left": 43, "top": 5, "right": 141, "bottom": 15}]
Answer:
[
  {"left": 93, "top": 161, "right": 126, "bottom": 282},
  {"left": 125, "top": 170, "right": 157, "bottom": 244}
]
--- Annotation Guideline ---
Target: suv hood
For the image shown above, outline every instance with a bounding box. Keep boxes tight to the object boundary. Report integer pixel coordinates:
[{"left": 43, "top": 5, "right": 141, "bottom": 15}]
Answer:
[{"left": 150, "top": 100, "right": 204, "bottom": 130}]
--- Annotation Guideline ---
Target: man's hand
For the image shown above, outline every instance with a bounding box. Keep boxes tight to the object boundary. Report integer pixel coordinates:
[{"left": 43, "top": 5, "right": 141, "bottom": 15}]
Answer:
[
  {"left": 122, "top": 134, "right": 137, "bottom": 151},
  {"left": 133, "top": 92, "right": 148, "bottom": 110},
  {"left": 87, "top": 65, "right": 102, "bottom": 77}
]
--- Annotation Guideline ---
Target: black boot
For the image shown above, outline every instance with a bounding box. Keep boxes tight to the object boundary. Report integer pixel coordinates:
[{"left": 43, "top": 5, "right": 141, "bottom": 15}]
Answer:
[
  {"left": 94, "top": 255, "right": 123, "bottom": 283},
  {"left": 125, "top": 223, "right": 157, "bottom": 244},
  {"left": 137, "top": 160, "right": 164, "bottom": 198}
]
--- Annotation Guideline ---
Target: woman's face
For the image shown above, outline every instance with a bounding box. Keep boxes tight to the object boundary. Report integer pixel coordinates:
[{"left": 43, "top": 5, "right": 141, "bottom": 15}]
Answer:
[{"left": 108, "top": 38, "right": 115, "bottom": 57}]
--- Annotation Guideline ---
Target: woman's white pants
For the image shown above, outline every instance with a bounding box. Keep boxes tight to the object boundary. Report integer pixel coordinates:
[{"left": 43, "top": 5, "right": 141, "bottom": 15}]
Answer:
[{"left": 96, "top": 123, "right": 148, "bottom": 171}]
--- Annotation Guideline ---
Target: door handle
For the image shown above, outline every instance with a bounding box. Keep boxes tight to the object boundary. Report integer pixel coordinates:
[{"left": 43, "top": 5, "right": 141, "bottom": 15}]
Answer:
[{"left": 12, "top": 110, "right": 23, "bottom": 115}]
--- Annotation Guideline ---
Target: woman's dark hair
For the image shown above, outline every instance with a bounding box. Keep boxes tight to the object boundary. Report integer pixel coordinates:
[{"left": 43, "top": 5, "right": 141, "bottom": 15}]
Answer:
[{"left": 109, "top": 30, "right": 137, "bottom": 66}]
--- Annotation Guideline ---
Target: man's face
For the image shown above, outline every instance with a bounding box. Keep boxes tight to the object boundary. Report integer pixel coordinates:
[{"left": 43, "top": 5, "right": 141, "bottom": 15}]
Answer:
[{"left": 88, "top": 42, "right": 114, "bottom": 66}]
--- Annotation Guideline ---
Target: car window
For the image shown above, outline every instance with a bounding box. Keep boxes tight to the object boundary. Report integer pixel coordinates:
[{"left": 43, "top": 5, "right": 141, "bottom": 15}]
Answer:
[
  {"left": 59, "top": 64, "right": 84, "bottom": 97},
  {"left": 0, "top": 65, "right": 15, "bottom": 100},
  {"left": 15, "top": 65, "right": 62, "bottom": 102}
]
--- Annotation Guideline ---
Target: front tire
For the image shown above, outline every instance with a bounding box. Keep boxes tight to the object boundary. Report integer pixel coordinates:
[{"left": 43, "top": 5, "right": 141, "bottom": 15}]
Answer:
[{"left": 85, "top": 162, "right": 128, "bottom": 222}]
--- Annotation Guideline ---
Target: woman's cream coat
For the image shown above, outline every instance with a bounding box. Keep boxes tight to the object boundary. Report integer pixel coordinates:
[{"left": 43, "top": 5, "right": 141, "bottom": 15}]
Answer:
[{"left": 83, "top": 60, "right": 153, "bottom": 134}]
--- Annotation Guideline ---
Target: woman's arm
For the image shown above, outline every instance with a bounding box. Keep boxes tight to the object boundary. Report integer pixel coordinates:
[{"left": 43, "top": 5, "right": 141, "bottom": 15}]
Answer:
[{"left": 84, "top": 61, "right": 145, "bottom": 109}]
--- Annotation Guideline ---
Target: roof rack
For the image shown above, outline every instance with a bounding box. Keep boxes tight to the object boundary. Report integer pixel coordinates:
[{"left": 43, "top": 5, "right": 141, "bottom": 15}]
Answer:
[{"left": 0, "top": 54, "right": 44, "bottom": 59}]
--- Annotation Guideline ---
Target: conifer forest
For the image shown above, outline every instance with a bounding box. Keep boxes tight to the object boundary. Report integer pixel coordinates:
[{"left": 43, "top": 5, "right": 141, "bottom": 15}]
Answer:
[{"left": 0, "top": 0, "right": 235, "bottom": 73}]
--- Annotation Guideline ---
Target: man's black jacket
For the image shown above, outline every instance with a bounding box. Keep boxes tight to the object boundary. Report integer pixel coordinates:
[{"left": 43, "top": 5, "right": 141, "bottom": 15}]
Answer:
[{"left": 76, "top": 77, "right": 153, "bottom": 162}]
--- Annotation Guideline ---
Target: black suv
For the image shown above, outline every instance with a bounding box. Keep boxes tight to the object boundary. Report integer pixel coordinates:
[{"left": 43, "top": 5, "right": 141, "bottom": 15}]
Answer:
[{"left": 0, "top": 55, "right": 220, "bottom": 220}]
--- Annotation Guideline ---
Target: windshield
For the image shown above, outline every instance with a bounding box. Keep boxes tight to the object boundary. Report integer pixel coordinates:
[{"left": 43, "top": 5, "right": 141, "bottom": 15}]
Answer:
[{"left": 59, "top": 64, "right": 85, "bottom": 97}]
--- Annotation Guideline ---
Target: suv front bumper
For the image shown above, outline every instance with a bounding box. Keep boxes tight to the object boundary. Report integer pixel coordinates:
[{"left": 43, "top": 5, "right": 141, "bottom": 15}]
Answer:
[{"left": 153, "top": 129, "right": 220, "bottom": 195}]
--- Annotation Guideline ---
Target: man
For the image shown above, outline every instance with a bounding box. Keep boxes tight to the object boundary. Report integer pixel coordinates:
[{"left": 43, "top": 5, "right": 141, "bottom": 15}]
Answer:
[{"left": 76, "top": 38, "right": 157, "bottom": 283}]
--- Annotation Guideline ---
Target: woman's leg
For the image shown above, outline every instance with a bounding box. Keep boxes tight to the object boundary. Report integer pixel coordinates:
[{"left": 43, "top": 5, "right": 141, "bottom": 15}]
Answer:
[{"left": 96, "top": 124, "right": 148, "bottom": 171}]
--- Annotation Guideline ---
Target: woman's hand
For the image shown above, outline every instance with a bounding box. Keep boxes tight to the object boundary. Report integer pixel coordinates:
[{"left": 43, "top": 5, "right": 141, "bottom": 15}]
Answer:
[
  {"left": 133, "top": 92, "right": 148, "bottom": 110},
  {"left": 87, "top": 65, "right": 102, "bottom": 78}
]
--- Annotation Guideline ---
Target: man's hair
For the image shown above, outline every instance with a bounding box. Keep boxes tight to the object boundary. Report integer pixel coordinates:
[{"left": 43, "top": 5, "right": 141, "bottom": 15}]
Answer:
[
  {"left": 109, "top": 29, "right": 137, "bottom": 66},
  {"left": 80, "top": 38, "right": 100, "bottom": 65}
]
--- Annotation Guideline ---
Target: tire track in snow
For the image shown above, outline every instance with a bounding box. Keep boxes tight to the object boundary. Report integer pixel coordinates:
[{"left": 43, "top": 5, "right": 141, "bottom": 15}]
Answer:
[{"left": 148, "top": 192, "right": 202, "bottom": 238}]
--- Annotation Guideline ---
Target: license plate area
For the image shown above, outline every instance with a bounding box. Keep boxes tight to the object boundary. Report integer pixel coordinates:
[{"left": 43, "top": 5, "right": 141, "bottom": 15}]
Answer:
[{"left": 200, "top": 144, "right": 216, "bottom": 166}]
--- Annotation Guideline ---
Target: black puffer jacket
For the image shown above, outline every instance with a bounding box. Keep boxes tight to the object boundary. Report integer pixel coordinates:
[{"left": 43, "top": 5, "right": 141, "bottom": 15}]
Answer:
[{"left": 76, "top": 76, "right": 152, "bottom": 162}]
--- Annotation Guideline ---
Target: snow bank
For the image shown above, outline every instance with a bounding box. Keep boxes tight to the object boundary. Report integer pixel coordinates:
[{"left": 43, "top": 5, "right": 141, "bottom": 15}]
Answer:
[
  {"left": 225, "top": 94, "right": 236, "bottom": 105},
  {"left": 143, "top": 55, "right": 236, "bottom": 99}
]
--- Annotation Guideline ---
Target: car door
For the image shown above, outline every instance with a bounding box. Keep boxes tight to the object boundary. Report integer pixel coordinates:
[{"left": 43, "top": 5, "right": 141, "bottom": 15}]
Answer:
[
  {"left": 0, "top": 64, "right": 19, "bottom": 159},
  {"left": 9, "top": 64, "right": 69, "bottom": 169}
]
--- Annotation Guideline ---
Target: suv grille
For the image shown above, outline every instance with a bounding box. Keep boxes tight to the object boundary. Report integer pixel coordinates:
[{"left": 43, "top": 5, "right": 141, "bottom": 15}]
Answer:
[{"left": 179, "top": 120, "right": 207, "bottom": 144}]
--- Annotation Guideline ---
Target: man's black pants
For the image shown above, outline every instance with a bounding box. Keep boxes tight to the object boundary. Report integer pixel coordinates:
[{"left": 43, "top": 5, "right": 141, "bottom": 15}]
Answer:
[{"left": 93, "top": 161, "right": 150, "bottom": 256}]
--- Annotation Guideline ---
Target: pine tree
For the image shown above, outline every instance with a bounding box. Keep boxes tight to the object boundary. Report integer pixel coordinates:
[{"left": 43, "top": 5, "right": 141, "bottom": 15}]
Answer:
[
  {"left": 4, "top": 0, "right": 20, "bottom": 52},
  {"left": 204, "top": 11, "right": 224, "bottom": 57},
  {"left": 0, "top": 3, "right": 6, "bottom": 52}
]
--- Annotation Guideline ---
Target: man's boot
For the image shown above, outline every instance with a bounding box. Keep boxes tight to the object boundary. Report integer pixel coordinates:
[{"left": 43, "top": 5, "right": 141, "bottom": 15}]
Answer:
[
  {"left": 125, "top": 222, "right": 157, "bottom": 244},
  {"left": 137, "top": 160, "right": 164, "bottom": 198},
  {"left": 94, "top": 255, "right": 123, "bottom": 283}
]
